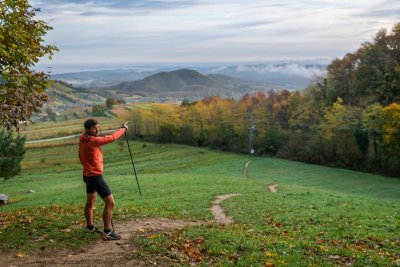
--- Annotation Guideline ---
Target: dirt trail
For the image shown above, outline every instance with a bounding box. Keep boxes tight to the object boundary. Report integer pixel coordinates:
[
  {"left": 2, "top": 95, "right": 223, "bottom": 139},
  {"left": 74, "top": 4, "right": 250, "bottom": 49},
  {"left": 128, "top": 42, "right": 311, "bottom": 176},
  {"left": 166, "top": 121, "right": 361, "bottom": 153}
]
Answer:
[
  {"left": 267, "top": 184, "right": 278, "bottom": 193},
  {"left": 243, "top": 160, "right": 278, "bottom": 193},
  {"left": 243, "top": 160, "right": 252, "bottom": 177},
  {"left": 211, "top": 193, "right": 242, "bottom": 224},
  {"left": 3, "top": 194, "right": 241, "bottom": 267},
  {"left": 2, "top": 218, "right": 203, "bottom": 267}
]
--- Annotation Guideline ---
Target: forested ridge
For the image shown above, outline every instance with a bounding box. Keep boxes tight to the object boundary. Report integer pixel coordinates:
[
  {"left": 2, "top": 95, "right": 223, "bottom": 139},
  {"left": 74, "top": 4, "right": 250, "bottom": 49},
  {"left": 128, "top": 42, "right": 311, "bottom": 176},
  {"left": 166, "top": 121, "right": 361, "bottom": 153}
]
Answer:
[{"left": 126, "top": 24, "right": 400, "bottom": 177}]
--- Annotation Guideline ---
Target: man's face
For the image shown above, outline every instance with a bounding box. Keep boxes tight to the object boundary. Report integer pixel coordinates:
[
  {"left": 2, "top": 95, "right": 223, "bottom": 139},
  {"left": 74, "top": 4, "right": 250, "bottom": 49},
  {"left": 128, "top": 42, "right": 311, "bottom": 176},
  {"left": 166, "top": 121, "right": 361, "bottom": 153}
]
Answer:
[{"left": 88, "top": 124, "right": 100, "bottom": 136}]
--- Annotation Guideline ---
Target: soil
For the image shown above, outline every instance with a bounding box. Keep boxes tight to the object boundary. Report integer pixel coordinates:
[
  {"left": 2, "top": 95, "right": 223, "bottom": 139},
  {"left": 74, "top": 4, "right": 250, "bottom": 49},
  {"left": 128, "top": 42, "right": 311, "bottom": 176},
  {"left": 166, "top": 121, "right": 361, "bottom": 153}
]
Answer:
[
  {"left": 2, "top": 194, "right": 241, "bottom": 267},
  {"left": 211, "top": 193, "right": 242, "bottom": 224},
  {"left": 243, "top": 160, "right": 252, "bottom": 177},
  {"left": 267, "top": 184, "right": 278, "bottom": 193}
]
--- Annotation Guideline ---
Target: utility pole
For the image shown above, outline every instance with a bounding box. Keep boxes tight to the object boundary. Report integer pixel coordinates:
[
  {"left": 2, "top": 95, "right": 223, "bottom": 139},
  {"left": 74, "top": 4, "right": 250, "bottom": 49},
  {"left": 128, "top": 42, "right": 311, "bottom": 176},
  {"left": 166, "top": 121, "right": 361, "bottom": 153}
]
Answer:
[{"left": 248, "top": 110, "right": 255, "bottom": 156}]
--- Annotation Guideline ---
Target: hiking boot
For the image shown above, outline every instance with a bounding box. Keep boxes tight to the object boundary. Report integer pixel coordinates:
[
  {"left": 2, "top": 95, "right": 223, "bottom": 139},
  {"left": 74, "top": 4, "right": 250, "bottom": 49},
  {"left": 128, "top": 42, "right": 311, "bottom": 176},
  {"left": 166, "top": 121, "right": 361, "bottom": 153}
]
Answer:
[
  {"left": 101, "top": 231, "right": 121, "bottom": 241},
  {"left": 86, "top": 226, "right": 101, "bottom": 233}
]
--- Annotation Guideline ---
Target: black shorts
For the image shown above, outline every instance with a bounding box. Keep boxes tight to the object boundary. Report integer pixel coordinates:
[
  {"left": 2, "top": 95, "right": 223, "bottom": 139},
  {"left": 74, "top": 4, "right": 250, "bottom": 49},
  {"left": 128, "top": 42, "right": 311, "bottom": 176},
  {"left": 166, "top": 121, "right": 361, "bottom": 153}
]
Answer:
[{"left": 83, "top": 175, "right": 112, "bottom": 199}]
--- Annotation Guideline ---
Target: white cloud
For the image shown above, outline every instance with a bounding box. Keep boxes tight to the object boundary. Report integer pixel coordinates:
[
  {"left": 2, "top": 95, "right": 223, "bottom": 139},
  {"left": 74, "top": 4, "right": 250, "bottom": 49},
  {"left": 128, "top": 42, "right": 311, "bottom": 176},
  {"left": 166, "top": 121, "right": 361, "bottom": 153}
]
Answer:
[
  {"left": 235, "top": 64, "right": 326, "bottom": 78},
  {"left": 32, "top": 0, "right": 400, "bottom": 71}
]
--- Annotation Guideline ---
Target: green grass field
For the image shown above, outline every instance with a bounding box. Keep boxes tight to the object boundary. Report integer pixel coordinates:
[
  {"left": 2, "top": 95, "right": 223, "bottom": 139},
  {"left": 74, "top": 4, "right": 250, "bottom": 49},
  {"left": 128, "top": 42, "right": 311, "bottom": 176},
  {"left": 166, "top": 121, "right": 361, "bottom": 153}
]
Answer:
[
  {"left": 1, "top": 131, "right": 399, "bottom": 265},
  {"left": 18, "top": 117, "right": 118, "bottom": 141}
]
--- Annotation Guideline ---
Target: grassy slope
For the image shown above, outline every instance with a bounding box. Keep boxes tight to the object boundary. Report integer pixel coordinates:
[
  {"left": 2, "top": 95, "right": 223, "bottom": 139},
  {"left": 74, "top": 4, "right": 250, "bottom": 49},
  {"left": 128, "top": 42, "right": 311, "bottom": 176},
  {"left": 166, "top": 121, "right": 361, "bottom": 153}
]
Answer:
[
  {"left": 19, "top": 117, "right": 119, "bottom": 141},
  {"left": 0, "top": 138, "right": 399, "bottom": 265}
]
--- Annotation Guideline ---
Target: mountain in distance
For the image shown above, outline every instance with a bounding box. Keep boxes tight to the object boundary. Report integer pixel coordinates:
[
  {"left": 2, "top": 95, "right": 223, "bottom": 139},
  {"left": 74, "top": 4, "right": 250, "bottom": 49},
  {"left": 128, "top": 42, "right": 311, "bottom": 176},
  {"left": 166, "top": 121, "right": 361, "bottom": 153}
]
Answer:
[
  {"left": 42, "top": 63, "right": 327, "bottom": 112},
  {"left": 45, "top": 81, "right": 106, "bottom": 112},
  {"left": 51, "top": 60, "right": 328, "bottom": 90},
  {"left": 51, "top": 67, "right": 160, "bottom": 88},
  {"left": 109, "top": 69, "right": 266, "bottom": 99}
]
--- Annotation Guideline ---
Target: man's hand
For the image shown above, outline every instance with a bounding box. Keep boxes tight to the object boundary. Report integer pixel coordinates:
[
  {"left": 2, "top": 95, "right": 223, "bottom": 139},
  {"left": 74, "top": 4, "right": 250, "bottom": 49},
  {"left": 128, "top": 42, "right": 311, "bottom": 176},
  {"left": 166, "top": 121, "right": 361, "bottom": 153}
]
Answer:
[{"left": 122, "top": 121, "right": 129, "bottom": 130}]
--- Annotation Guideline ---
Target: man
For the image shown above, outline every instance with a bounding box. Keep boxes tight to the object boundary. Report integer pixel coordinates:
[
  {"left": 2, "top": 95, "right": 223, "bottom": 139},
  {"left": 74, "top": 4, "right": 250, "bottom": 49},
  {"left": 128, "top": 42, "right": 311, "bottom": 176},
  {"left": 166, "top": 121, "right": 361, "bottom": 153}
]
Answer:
[{"left": 78, "top": 119, "right": 128, "bottom": 241}]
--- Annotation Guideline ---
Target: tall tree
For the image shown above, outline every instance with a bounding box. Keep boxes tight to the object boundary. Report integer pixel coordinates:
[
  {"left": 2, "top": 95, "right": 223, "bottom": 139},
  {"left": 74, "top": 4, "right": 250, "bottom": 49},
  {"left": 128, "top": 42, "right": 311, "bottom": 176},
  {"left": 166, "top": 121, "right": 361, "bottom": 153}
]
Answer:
[
  {"left": 382, "top": 103, "right": 400, "bottom": 153},
  {"left": 361, "top": 103, "right": 384, "bottom": 165},
  {"left": 381, "top": 103, "right": 400, "bottom": 175},
  {"left": 0, "top": 0, "right": 57, "bottom": 129},
  {"left": 326, "top": 23, "right": 400, "bottom": 106}
]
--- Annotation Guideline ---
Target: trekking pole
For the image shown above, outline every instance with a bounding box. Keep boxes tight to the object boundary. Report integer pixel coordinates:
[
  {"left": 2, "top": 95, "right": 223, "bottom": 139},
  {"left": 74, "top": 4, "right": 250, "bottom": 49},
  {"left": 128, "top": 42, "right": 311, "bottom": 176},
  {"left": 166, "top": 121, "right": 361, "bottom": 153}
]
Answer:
[{"left": 125, "top": 132, "right": 142, "bottom": 195}]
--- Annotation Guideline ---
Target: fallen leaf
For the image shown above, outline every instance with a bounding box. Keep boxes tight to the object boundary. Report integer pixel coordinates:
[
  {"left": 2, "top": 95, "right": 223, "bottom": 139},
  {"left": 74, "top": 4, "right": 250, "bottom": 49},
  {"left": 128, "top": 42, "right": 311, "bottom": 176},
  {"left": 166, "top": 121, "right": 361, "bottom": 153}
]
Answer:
[
  {"left": 147, "top": 234, "right": 160, "bottom": 239},
  {"left": 319, "top": 245, "right": 329, "bottom": 252},
  {"left": 264, "top": 251, "right": 277, "bottom": 257}
]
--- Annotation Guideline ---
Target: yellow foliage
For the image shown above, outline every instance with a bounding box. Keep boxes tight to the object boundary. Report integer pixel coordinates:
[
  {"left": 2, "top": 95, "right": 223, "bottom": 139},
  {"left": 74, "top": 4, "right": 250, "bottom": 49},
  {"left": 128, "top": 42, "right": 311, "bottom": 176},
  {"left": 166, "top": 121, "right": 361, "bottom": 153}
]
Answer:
[
  {"left": 264, "top": 251, "right": 277, "bottom": 257},
  {"left": 383, "top": 103, "right": 400, "bottom": 144},
  {"left": 319, "top": 97, "right": 348, "bottom": 140}
]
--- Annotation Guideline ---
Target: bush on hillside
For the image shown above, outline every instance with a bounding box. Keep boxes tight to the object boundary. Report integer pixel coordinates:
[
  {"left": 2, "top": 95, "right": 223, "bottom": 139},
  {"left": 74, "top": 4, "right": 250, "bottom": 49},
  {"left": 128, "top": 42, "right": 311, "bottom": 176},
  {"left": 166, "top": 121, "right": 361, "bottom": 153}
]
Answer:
[
  {"left": 0, "top": 130, "right": 26, "bottom": 179},
  {"left": 92, "top": 104, "right": 107, "bottom": 116}
]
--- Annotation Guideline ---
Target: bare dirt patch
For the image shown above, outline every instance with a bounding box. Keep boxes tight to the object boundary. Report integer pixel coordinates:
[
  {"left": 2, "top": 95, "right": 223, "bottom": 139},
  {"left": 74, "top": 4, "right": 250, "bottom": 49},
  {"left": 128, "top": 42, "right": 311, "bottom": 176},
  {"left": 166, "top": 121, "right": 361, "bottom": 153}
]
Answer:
[
  {"left": 267, "top": 184, "right": 278, "bottom": 193},
  {"left": 2, "top": 194, "right": 242, "bottom": 266},
  {"left": 211, "top": 194, "right": 242, "bottom": 224},
  {"left": 2, "top": 218, "right": 205, "bottom": 267},
  {"left": 243, "top": 160, "right": 252, "bottom": 178}
]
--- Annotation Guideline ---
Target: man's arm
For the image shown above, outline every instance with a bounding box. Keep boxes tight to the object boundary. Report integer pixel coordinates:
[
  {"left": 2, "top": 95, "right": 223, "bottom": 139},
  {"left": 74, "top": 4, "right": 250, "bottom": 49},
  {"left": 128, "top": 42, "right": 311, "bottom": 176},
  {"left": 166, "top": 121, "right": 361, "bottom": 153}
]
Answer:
[{"left": 90, "top": 127, "right": 126, "bottom": 146}]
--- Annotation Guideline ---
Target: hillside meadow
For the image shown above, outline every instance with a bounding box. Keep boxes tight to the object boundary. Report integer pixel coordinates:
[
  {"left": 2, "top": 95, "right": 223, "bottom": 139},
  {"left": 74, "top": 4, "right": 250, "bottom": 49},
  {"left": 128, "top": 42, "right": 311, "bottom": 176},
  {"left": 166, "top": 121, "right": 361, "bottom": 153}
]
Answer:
[
  {"left": 1, "top": 119, "right": 399, "bottom": 265},
  {"left": 18, "top": 117, "right": 117, "bottom": 141}
]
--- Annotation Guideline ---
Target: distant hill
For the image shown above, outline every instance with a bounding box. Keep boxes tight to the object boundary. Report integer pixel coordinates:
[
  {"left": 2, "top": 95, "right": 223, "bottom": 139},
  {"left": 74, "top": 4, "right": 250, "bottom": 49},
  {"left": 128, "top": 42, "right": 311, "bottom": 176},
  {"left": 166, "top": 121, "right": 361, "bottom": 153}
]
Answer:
[
  {"left": 51, "top": 61, "right": 328, "bottom": 90},
  {"left": 45, "top": 81, "right": 106, "bottom": 111},
  {"left": 110, "top": 69, "right": 264, "bottom": 98}
]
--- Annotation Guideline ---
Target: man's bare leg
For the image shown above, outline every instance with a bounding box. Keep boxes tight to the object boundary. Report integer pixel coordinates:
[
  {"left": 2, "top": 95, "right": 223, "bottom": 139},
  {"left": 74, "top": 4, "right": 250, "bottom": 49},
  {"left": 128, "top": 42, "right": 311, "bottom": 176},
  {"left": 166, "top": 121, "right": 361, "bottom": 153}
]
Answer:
[
  {"left": 102, "top": 194, "right": 115, "bottom": 231},
  {"left": 85, "top": 193, "right": 97, "bottom": 227}
]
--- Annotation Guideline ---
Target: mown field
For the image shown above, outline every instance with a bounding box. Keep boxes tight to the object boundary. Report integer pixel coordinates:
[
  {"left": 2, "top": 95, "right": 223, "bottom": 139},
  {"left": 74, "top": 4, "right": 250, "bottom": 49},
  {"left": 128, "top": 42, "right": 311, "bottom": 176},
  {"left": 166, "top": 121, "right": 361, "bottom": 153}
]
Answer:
[
  {"left": 1, "top": 119, "right": 399, "bottom": 266},
  {"left": 18, "top": 117, "right": 117, "bottom": 141}
]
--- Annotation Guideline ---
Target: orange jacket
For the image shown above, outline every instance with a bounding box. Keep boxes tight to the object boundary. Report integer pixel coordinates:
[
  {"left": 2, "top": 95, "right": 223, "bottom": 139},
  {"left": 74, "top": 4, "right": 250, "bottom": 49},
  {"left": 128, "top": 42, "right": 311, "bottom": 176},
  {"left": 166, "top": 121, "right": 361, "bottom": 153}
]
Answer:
[{"left": 79, "top": 128, "right": 126, "bottom": 177}]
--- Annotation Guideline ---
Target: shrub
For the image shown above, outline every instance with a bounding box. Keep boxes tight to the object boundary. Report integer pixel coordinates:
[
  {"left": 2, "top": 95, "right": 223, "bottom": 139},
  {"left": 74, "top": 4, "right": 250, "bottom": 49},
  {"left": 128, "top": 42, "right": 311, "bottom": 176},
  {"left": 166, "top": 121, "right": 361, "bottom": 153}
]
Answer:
[{"left": 0, "top": 130, "right": 26, "bottom": 179}]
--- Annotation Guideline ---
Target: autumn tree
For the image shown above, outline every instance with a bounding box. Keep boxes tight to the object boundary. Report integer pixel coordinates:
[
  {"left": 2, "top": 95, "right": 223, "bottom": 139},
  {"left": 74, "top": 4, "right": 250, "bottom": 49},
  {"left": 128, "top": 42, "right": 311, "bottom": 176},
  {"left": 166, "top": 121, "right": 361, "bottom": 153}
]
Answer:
[
  {"left": 157, "top": 122, "right": 177, "bottom": 143},
  {"left": 318, "top": 97, "right": 364, "bottom": 167},
  {"left": 361, "top": 103, "right": 385, "bottom": 166},
  {"left": 326, "top": 23, "right": 400, "bottom": 106},
  {"left": 179, "top": 101, "right": 207, "bottom": 146},
  {"left": 381, "top": 103, "right": 400, "bottom": 175},
  {"left": 0, "top": 0, "right": 57, "bottom": 128}
]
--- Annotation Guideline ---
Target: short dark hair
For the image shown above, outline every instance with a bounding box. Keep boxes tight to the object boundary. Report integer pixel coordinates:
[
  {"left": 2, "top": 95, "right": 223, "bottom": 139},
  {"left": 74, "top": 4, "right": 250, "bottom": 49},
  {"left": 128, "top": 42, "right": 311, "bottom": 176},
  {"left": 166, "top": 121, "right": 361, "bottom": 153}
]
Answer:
[{"left": 84, "top": 119, "right": 98, "bottom": 129}]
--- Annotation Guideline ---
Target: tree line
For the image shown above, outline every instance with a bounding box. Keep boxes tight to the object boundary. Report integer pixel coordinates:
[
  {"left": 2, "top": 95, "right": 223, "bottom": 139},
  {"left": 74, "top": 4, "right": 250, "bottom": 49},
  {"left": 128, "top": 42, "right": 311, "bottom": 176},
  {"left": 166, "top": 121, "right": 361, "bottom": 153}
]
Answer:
[{"left": 127, "top": 24, "right": 400, "bottom": 177}]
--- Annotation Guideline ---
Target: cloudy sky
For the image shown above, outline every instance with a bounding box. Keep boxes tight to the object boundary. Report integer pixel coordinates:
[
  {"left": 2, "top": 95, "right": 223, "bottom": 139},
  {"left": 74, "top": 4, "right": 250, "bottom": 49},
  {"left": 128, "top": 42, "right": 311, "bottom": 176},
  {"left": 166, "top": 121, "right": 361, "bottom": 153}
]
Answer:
[{"left": 31, "top": 0, "right": 400, "bottom": 73}]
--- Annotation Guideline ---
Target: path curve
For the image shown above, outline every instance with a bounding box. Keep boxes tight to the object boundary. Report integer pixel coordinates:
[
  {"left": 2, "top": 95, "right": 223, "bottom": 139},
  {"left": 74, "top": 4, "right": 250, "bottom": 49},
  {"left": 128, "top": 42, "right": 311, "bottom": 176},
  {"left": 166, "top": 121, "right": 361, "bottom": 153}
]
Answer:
[
  {"left": 267, "top": 184, "right": 278, "bottom": 193},
  {"left": 243, "top": 160, "right": 252, "bottom": 178},
  {"left": 211, "top": 193, "right": 242, "bottom": 224}
]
